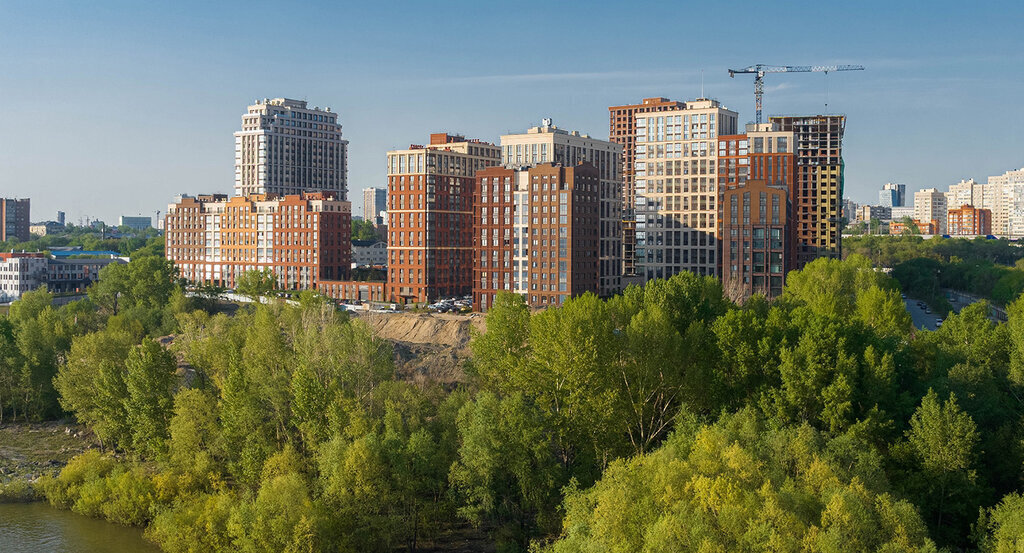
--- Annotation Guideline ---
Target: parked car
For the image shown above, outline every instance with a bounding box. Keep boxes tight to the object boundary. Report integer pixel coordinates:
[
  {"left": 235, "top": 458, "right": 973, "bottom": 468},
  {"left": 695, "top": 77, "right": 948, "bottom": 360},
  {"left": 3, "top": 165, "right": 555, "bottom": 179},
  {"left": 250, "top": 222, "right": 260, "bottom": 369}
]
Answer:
[{"left": 936, "top": 318, "right": 943, "bottom": 328}]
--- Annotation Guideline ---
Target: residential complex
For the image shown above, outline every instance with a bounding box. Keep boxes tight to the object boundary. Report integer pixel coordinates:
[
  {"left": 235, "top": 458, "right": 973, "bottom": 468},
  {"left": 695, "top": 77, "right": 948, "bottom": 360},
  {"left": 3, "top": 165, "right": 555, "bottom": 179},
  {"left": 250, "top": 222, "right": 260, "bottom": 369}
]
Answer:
[
  {"left": 234, "top": 98, "right": 349, "bottom": 199},
  {"left": 913, "top": 188, "right": 948, "bottom": 235},
  {"left": 608, "top": 97, "right": 686, "bottom": 277},
  {"left": 1, "top": 198, "right": 30, "bottom": 242},
  {"left": 634, "top": 99, "right": 740, "bottom": 281},
  {"left": 500, "top": 120, "right": 622, "bottom": 296},
  {"left": 770, "top": 115, "right": 845, "bottom": 267},
  {"left": 385, "top": 133, "right": 501, "bottom": 304},
  {"left": 164, "top": 192, "right": 351, "bottom": 290},
  {"left": 473, "top": 163, "right": 600, "bottom": 311},
  {"left": 947, "top": 204, "right": 992, "bottom": 236},
  {"left": 362, "top": 187, "right": 387, "bottom": 224}
]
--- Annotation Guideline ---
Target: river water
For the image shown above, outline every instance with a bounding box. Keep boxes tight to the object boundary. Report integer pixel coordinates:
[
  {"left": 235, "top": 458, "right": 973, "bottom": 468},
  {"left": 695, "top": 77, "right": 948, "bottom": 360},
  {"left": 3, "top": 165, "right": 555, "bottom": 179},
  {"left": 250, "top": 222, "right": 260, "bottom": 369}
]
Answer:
[{"left": 0, "top": 502, "right": 159, "bottom": 552}]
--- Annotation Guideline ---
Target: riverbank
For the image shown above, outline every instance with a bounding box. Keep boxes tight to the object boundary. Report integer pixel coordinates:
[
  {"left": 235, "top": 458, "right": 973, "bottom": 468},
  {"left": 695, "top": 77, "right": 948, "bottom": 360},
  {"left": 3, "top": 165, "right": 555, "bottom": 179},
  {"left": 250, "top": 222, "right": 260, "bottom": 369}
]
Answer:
[{"left": 0, "top": 421, "right": 99, "bottom": 500}]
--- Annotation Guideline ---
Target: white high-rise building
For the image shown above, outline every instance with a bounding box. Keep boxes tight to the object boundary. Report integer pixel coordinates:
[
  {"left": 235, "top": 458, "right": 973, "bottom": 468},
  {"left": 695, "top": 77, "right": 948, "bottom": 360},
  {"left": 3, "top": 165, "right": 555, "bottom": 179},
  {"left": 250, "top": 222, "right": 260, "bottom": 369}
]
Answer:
[
  {"left": 500, "top": 120, "right": 624, "bottom": 296},
  {"left": 234, "top": 98, "right": 349, "bottom": 199},
  {"left": 633, "top": 99, "right": 739, "bottom": 281},
  {"left": 914, "top": 188, "right": 948, "bottom": 234},
  {"left": 363, "top": 187, "right": 387, "bottom": 224}
]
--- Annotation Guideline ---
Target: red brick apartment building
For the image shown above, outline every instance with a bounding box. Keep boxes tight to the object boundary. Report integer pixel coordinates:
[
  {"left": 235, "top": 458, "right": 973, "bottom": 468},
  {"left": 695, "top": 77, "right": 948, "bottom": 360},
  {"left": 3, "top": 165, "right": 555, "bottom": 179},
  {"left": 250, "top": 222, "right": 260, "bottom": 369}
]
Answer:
[
  {"left": 165, "top": 192, "right": 350, "bottom": 290},
  {"left": 947, "top": 204, "right": 992, "bottom": 236},
  {"left": 474, "top": 163, "right": 600, "bottom": 311},
  {"left": 717, "top": 123, "right": 796, "bottom": 300},
  {"left": 386, "top": 133, "right": 501, "bottom": 304}
]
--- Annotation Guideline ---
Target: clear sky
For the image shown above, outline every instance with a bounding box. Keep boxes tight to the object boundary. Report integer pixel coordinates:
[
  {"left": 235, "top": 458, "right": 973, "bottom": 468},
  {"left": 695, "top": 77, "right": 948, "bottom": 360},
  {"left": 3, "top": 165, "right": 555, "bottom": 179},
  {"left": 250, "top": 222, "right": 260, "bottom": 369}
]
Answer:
[{"left": 1, "top": 0, "right": 1022, "bottom": 224}]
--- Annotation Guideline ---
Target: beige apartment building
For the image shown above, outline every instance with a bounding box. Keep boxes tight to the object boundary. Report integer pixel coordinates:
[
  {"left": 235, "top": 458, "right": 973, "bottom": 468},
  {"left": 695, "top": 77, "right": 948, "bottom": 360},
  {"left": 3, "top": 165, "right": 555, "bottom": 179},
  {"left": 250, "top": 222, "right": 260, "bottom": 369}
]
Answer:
[
  {"left": 386, "top": 133, "right": 502, "bottom": 304},
  {"left": 234, "top": 98, "right": 349, "bottom": 199},
  {"left": 500, "top": 119, "right": 623, "bottom": 296},
  {"left": 633, "top": 99, "right": 739, "bottom": 281},
  {"left": 914, "top": 188, "right": 948, "bottom": 234},
  {"left": 988, "top": 168, "right": 1024, "bottom": 236}
]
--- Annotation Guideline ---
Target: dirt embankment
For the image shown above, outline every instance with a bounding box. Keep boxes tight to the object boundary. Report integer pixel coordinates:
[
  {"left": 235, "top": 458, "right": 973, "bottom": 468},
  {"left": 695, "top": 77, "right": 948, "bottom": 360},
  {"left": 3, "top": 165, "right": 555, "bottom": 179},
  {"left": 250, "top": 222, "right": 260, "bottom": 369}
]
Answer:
[{"left": 356, "top": 312, "right": 485, "bottom": 386}]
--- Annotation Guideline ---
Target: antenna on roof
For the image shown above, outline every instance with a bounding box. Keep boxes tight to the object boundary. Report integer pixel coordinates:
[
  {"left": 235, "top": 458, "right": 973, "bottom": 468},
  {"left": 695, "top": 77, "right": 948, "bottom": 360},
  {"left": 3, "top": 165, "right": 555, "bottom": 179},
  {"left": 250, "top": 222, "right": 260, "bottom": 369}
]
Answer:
[{"left": 700, "top": 69, "right": 705, "bottom": 99}]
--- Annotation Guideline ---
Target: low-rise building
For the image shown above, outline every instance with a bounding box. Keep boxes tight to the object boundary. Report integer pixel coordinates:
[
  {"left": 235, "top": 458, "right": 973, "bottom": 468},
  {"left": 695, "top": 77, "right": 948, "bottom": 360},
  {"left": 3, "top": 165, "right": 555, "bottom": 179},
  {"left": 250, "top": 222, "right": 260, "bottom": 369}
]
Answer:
[
  {"left": 119, "top": 216, "right": 152, "bottom": 231},
  {"left": 0, "top": 251, "right": 125, "bottom": 302},
  {"left": 889, "top": 218, "right": 939, "bottom": 235},
  {"left": 352, "top": 239, "right": 387, "bottom": 267},
  {"left": 858, "top": 205, "right": 892, "bottom": 223}
]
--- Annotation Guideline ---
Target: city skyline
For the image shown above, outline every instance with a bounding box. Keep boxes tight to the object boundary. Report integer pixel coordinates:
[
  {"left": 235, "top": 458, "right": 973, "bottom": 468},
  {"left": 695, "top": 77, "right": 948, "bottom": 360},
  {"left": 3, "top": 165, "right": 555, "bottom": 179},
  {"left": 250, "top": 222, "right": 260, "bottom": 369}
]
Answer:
[{"left": 2, "top": 1, "right": 1023, "bottom": 223}]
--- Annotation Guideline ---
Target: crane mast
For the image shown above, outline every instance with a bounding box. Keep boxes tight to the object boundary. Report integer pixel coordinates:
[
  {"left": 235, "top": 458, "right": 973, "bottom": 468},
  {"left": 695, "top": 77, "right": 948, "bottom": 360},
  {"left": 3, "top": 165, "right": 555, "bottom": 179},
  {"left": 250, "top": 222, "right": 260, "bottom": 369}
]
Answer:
[{"left": 728, "top": 64, "right": 864, "bottom": 124}]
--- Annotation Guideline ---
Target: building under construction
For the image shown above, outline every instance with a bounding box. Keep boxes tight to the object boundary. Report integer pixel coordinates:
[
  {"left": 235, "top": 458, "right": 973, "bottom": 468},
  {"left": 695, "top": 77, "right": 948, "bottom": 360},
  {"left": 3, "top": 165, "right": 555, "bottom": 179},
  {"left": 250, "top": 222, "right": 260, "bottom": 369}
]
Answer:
[{"left": 769, "top": 115, "right": 845, "bottom": 267}]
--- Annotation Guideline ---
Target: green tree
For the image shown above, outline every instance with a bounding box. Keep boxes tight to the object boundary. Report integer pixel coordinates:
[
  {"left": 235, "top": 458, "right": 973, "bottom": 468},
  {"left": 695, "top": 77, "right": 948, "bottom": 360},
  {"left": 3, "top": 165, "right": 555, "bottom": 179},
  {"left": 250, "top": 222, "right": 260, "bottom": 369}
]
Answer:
[
  {"left": 976, "top": 492, "right": 1024, "bottom": 553},
  {"left": 54, "top": 328, "right": 135, "bottom": 448},
  {"left": 906, "top": 389, "right": 980, "bottom": 543},
  {"left": 124, "top": 339, "right": 177, "bottom": 457},
  {"left": 236, "top": 268, "right": 277, "bottom": 302}
]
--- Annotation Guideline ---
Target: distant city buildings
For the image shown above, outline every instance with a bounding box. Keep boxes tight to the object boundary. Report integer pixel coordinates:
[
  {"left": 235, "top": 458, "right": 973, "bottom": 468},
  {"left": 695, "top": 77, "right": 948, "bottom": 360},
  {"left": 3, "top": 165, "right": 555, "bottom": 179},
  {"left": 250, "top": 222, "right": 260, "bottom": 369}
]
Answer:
[
  {"left": 948, "top": 204, "right": 992, "bottom": 236},
  {"left": 500, "top": 119, "right": 622, "bottom": 296},
  {"left": 1, "top": 198, "right": 30, "bottom": 242},
  {"left": 165, "top": 192, "right": 351, "bottom": 289},
  {"left": 858, "top": 205, "right": 891, "bottom": 224},
  {"left": 119, "top": 215, "right": 152, "bottom": 231},
  {"left": 913, "top": 188, "right": 948, "bottom": 235},
  {"left": 234, "top": 98, "right": 348, "bottom": 199},
  {"left": 473, "top": 163, "right": 600, "bottom": 311},
  {"left": 362, "top": 187, "right": 387, "bottom": 225},
  {"left": 385, "top": 133, "right": 501, "bottom": 304},
  {"left": 878, "top": 182, "right": 906, "bottom": 207}
]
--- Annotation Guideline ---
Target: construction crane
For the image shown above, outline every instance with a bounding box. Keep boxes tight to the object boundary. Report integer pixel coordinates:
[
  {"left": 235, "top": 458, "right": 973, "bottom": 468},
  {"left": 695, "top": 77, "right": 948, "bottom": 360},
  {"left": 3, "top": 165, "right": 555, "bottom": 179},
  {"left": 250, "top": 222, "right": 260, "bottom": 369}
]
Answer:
[{"left": 728, "top": 64, "right": 864, "bottom": 124}]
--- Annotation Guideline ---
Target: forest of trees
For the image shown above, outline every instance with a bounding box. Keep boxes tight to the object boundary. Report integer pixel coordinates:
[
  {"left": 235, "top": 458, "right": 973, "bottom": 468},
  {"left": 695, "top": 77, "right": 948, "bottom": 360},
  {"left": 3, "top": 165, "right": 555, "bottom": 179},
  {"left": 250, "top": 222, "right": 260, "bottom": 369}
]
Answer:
[
  {"left": 2, "top": 250, "right": 1024, "bottom": 551},
  {"left": 846, "top": 235, "right": 1024, "bottom": 309}
]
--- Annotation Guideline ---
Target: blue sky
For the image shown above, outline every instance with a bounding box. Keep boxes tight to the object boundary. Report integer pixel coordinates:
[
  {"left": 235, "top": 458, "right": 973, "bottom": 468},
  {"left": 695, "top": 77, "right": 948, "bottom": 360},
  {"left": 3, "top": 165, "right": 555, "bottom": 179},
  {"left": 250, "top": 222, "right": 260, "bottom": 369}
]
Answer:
[{"left": 1, "top": 0, "right": 1022, "bottom": 223}]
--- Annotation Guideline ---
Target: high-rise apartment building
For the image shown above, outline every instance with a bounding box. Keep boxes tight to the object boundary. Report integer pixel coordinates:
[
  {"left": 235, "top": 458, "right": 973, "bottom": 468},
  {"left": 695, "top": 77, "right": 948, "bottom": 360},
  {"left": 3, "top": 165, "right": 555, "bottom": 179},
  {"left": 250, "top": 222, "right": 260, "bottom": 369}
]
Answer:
[
  {"left": 165, "top": 192, "right": 351, "bottom": 289},
  {"left": 947, "top": 204, "right": 992, "bottom": 236},
  {"left": 500, "top": 120, "right": 622, "bottom": 296},
  {"left": 1, "top": 198, "right": 30, "bottom": 242},
  {"left": 717, "top": 123, "right": 795, "bottom": 299},
  {"left": 234, "top": 98, "right": 349, "bottom": 199},
  {"left": 878, "top": 182, "right": 906, "bottom": 207},
  {"left": 473, "top": 163, "right": 600, "bottom": 311},
  {"left": 386, "top": 133, "right": 501, "bottom": 304},
  {"left": 945, "top": 179, "right": 982, "bottom": 210},
  {"left": 988, "top": 168, "right": 1024, "bottom": 236},
  {"left": 914, "top": 188, "right": 948, "bottom": 234},
  {"left": 362, "top": 187, "right": 387, "bottom": 224},
  {"left": 634, "top": 99, "right": 739, "bottom": 281},
  {"left": 609, "top": 97, "right": 686, "bottom": 277},
  {"left": 769, "top": 116, "right": 846, "bottom": 267}
]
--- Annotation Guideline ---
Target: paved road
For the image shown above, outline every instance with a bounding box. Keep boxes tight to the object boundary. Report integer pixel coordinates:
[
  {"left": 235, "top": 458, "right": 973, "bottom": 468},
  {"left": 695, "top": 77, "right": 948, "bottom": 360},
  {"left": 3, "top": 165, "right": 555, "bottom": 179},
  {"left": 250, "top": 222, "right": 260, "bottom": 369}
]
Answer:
[{"left": 905, "top": 298, "right": 942, "bottom": 331}]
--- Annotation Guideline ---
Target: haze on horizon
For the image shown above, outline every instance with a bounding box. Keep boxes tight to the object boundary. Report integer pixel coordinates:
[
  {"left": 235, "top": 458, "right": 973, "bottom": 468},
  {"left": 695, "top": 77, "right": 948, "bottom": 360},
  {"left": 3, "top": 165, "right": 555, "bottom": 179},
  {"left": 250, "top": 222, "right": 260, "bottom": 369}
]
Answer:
[{"left": 1, "top": 0, "right": 1022, "bottom": 223}]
